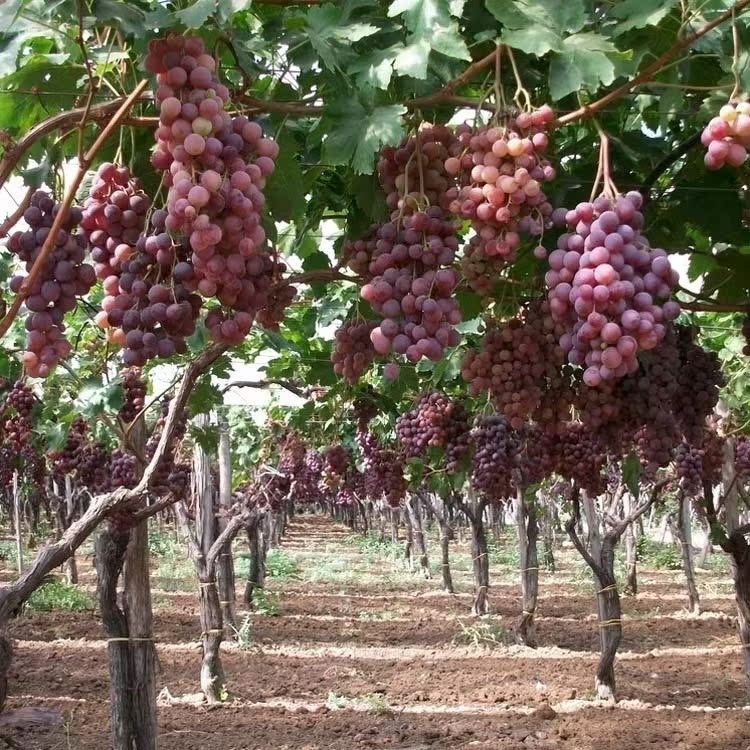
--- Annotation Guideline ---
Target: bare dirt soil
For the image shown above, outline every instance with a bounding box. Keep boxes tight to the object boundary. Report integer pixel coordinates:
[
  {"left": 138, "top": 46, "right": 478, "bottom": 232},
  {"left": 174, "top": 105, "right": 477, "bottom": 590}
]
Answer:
[{"left": 2, "top": 515, "right": 749, "bottom": 750}]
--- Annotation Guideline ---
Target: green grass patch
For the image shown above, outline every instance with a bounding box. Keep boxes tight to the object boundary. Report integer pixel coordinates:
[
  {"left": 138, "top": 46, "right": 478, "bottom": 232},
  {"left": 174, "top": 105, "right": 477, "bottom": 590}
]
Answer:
[
  {"left": 265, "top": 549, "right": 302, "bottom": 580},
  {"left": 26, "top": 577, "right": 93, "bottom": 612},
  {"left": 452, "top": 618, "right": 514, "bottom": 649}
]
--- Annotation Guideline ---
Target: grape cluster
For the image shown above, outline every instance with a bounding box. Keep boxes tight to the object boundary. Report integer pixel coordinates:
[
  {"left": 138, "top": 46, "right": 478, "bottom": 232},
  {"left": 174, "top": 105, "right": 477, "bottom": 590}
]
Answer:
[
  {"left": 321, "top": 444, "right": 350, "bottom": 491},
  {"left": 469, "top": 415, "right": 519, "bottom": 500},
  {"left": 702, "top": 102, "right": 750, "bottom": 170},
  {"left": 48, "top": 418, "right": 88, "bottom": 478},
  {"left": 736, "top": 436, "right": 750, "bottom": 482},
  {"left": 294, "top": 449, "right": 324, "bottom": 504},
  {"left": 109, "top": 449, "right": 139, "bottom": 489},
  {"left": 82, "top": 163, "right": 151, "bottom": 280},
  {"left": 554, "top": 423, "right": 606, "bottom": 494},
  {"left": 446, "top": 108, "right": 555, "bottom": 291},
  {"left": 279, "top": 433, "right": 306, "bottom": 480},
  {"left": 145, "top": 34, "right": 289, "bottom": 346},
  {"left": 77, "top": 442, "right": 112, "bottom": 493},
  {"left": 118, "top": 368, "right": 147, "bottom": 424},
  {"left": 634, "top": 412, "right": 682, "bottom": 475},
  {"left": 331, "top": 321, "right": 377, "bottom": 383},
  {"left": 396, "top": 392, "right": 470, "bottom": 470},
  {"left": 359, "top": 209, "right": 462, "bottom": 364},
  {"left": 675, "top": 442, "right": 704, "bottom": 495},
  {"left": 461, "top": 301, "right": 566, "bottom": 429},
  {"left": 547, "top": 192, "right": 680, "bottom": 386},
  {"left": 674, "top": 326, "right": 725, "bottom": 442},
  {"left": 378, "top": 124, "right": 458, "bottom": 217},
  {"left": 7, "top": 191, "right": 96, "bottom": 377},
  {"left": 145, "top": 396, "right": 188, "bottom": 495}
]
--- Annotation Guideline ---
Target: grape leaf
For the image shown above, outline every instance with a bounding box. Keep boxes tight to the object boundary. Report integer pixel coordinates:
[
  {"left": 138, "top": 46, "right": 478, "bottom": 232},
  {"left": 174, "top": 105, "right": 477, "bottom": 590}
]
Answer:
[
  {"left": 393, "top": 37, "right": 431, "bottom": 78},
  {"left": 175, "top": 0, "right": 216, "bottom": 30},
  {"left": 388, "top": 0, "right": 469, "bottom": 61},
  {"left": 549, "top": 33, "right": 616, "bottom": 100},
  {"left": 323, "top": 101, "right": 406, "bottom": 174},
  {"left": 349, "top": 44, "right": 402, "bottom": 88},
  {"left": 622, "top": 452, "right": 641, "bottom": 497},
  {"left": 485, "top": 0, "right": 587, "bottom": 38},
  {"left": 90, "top": 0, "right": 146, "bottom": 36},
  {"left": 610, "top": 0, "right": 676, "bottom": 35},
  {"left": 265, "top": 130, "right": 305, "bottom": 223}
]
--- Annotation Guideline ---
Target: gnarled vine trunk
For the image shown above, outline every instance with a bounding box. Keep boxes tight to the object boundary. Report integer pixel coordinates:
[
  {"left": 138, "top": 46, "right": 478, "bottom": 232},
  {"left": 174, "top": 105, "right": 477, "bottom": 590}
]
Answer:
[
  {"left": 669, "top": 491, "right": 700, "bottom": 614},
  {"left": 466, "top": 493, "right": 489, "bottom": 616},
  {"left": 623, "top": 492, "right": 638, "bottom": 596},
  {"left": 406, "top": 494, "right": 430, "bottom": 578},
  {"left": 217, "top": 420, "right": 236, "bottom": 630},
  {"left": 515, "top": 485, "right": 538, "bottom": 647}
]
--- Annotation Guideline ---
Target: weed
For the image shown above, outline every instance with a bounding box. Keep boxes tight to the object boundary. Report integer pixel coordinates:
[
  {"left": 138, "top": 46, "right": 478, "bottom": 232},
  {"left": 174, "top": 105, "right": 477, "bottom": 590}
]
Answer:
[
  {"left": 346, "top": 532, "right": 402, "bottom": 563},
  {"left": 452, "top": 618, "right": 513, "bottom": 649},
  {"left": 358, "top": 610, "right": 397, "bottom": 622},
  {"left": 251, "top": 589, "right": 281, "bottom": 616},
  {"left": 487, "top": 537, "right": 520, "bottom": 569},
  {"left": 265, "top": 549, "right": 301, "bottom": 580},
  {"left": 326, "top": 691, "right": 392, "bottom": 714},
  {"left": 26, "top": 577, "right": 93, "bottom": 612},
  {"left": 230, "top": 613, "right": 254, "bottom": 650},
  {"left": 636, "top": 538, "right": 681, "bottom": 570},
  {"left": 147, "top": 527, "right": 183, "bottom": 558}
]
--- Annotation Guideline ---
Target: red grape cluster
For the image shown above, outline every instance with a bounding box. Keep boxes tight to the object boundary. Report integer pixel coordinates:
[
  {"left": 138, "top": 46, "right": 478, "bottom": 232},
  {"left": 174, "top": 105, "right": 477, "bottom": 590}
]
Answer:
[
  {"left": 77, "top": 441, "right": 112, "bottom": 493},
  {"left": 7, "top": 191, "right": 96, "bottom": 377},
  {"left": 360, "top": 209, "right": 462, "bottom": 364},
  {"left": 736, "top": 435, "right": 750, "bottom": 482},
  {"left": 146, "top": 34, "right": 286, "bottom": 345},
  {"left": 82, "top": 162, "right": 151, "bottom": 280},
  {"left": 145, "top": 396, "right": 188, "bottom": 495},
  {"left": 553, "top": 423, "right": 607, "bottom": 494},
  {"left": 377, "top": 124, "right": 458, "bottom": 217},
  {"left": 634, "top": 412, "right": 682, "bottom": 475},
  {"left": 109, "top": 448, "right": 139, "bottom": 489},
  {"left": 321, "top": 444, "right": 350, "bottom": 491},
  {"left": 331, "top": 321, "right": 377, "bottom": 383},
  {"left": 293, "top": 449, "right": 325, "bottom": 504},
  {"left": 675, "top": 442, "right": 704, "bottom": 495},
  {"left": 547, "top": 192, "right": 680, "bottom": 386},
  {"left": 469, "top": 415, "right": 519, "bottom": 500},
  {"left": 396, "top": 392, "right": 470, "bottom": 470},
  {"left": 118, "top": 367, "right": 147, "bottom": 424},
  {"left": 673, "top": 326, "right": 725, "bottom": 442},
  {"left": 279, "top": 433, "right": 306, "bottom": 480},
  {"left": 702, "top": 102, "right": 750, "bottom": 170},
  {"left": 462, "top": 301, "right": 564, "bottom": 429},
  {"left": 446, "top": 108, "right": 555, "bottom": 289},
  {"left": 48, "top": 417, "right": 88, "bottom": 479}
]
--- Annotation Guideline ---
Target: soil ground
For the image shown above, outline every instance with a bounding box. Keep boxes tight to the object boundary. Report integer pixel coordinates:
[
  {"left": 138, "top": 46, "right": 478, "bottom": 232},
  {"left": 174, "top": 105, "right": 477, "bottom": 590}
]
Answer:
[{"left": 2, "top": 514, "right": 749, "bottom": 749}]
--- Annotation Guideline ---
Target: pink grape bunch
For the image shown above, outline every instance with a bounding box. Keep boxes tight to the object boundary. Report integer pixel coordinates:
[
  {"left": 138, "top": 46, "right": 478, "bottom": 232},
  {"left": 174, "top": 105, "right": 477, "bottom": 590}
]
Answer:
[
  {"left": 377, "top": 124, "right": 459, "bottom": 218},
  {"left": 546, "top": 191, "right": 681, "bottom": 387},
  {"left": 360, "top": 209, "right": 462, "bottom": 365},
  {"left": 396, "top": 392, "right": 471, "bottom": 470},
  {"left": 702, "top": 102, "right": 750, "bottom": 170},
  {"left": 735, "top": 435, "right": 750, "bottom": 482},
  {"left": 82, "top": 163, "right": 151, "bottom": 280},
  {"left": 145, "top": 34, "right": 287, "bottom": 346},
  {"left": 321, "top": 444, "right": 350, "bottom": 491},
  {"left": 7, "top": 191, "right": 96, "bottom": 378},
  {"left": 674, "top": 442, "right": 704, "bottom": 495},
  {"left": 469, "top": 414, "right": 520, "bottom": 500},
  {"left": 445, "top": 108, "right": 556, "bottom": 289},
  {"left": 118, "top": 367, "right": 147, "bottom": 424},
  {"left": 461, "top": 301, "right": 565, "bottom": 429},
  {"left": 331, "top": 320, "right": 377, "bottom": 384},
  {"left": 553, "top": 423, "right": 607, "bottom": 495}
]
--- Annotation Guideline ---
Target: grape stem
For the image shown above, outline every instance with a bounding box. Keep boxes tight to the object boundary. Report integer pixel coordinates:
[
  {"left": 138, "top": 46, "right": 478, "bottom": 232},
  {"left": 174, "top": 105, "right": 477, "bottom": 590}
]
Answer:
[
  {"left": 0, "top": 186, "right": 34, "bottom": 240},
  {"left": 0, "top": 79, "right": 149, "bottom": 343},
  {"left": 222, "top": 379, "right": 311, "bottom": 398},
  {"left": 638, "top": 130, "right": 702, "bottom": 203},
  {"left": 680, "top": 301, "right": 750, "bottom": 313},
  {"left": 555, "top": 0, "right": 750, "bottom": 127},
  {"left": 0, "top": 341, "right": 229, "bottom": 621}
]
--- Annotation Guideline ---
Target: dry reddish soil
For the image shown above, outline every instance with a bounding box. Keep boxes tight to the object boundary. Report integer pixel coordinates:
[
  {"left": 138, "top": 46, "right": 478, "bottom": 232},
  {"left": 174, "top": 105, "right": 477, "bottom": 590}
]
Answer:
[{"left": 2, "top": 515, "right": 749, "bottom": 750}]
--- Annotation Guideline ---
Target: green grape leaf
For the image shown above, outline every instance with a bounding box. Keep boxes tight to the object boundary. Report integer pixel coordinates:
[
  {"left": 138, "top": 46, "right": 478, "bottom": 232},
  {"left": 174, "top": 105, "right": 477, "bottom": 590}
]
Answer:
[
  {"left": 175, "top": 0, "right": 216, "bottom": 29},
  {"left": 610, "top": 0, "right": 676, "bottom": 35},
  {"left": 549, "top": 33, "right": 616, "bottom": 100}
]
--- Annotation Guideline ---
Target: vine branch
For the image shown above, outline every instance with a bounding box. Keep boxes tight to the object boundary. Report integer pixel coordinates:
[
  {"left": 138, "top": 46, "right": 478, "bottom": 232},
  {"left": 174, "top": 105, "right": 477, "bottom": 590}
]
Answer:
[
  {"left": 0, "top": 79, "right": 149, "bottom": 343},
  {"left": 556, "top": 0, "right": 750, "bottom": 127}
]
